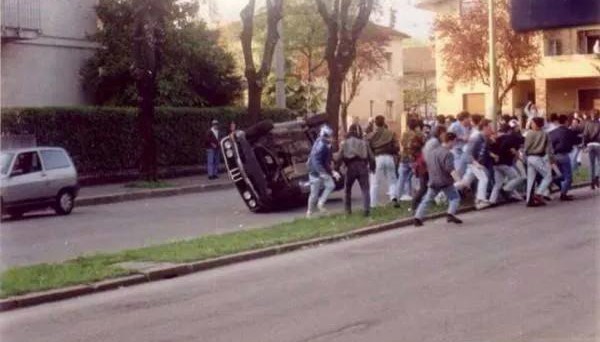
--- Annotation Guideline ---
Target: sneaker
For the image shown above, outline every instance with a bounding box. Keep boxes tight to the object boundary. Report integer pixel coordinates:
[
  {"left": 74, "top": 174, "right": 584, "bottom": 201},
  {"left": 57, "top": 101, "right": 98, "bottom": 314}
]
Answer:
[
  {"left": 475, "top": 200, "right": 491, "bottom": 210},
  {"left": 317, "top": 203, "right": 328, "bottom": 214},
  {"left": 392, "top": 198, "right": 401, "bottom": 208},
  {"left": 560, "top": 194, "right": 574, "bottom": 201},
  {"left": 400, "top": 195, "right": 413, "bottom": 201},
  {"left": 447, "top": 214, "right": 463, "bottom": 224},
  {"left": 414, "top": 218, "right": 423, "bottom": 227},
  {"left": 306, "top": 211, "right": 313, "bottom": 218}
]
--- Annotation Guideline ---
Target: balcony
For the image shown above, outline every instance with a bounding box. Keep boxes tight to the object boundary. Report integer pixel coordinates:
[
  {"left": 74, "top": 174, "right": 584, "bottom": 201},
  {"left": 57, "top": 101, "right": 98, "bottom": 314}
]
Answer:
[{"left": 1, "top": 0, "right": 42, "bottom": 40}]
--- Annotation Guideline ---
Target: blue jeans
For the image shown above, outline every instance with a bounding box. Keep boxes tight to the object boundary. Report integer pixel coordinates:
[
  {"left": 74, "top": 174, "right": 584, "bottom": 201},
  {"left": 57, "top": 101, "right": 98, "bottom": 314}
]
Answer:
[
  {"left": 589, "top": 144, "right": 600, "bottom": 181},
  {"left": 452, "top": 149, "right": 469, "bottom": 177},
  {"left": 395, "top": 161, "right": 413, "bottom": 198},
  {"left": 415, "top": 185, "right": 460, "bottom": 219},
  {"left": 526, "top": 156, "right": 552, "bottom": 203},
  {"left": 554, "top": 153, "right": 572, "bottom": 195},
  {"left": 307, "top": 173, "right": 335, "bottom": 212},
  {"left": 206, "top": 148, "right": 220, "bottom": 177}
]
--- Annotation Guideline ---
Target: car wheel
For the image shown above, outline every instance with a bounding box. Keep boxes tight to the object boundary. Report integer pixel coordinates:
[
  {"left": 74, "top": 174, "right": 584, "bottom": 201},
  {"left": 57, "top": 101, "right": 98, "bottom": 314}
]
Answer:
[{"left": 55, "top": 190, "right": 75, "bottom": 215}]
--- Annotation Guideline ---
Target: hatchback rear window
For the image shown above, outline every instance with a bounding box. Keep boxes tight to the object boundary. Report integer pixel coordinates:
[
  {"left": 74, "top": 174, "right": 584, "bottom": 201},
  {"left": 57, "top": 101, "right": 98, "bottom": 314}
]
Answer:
[{"left": 40, "top": 150, "right": 71, "bottom": 170}]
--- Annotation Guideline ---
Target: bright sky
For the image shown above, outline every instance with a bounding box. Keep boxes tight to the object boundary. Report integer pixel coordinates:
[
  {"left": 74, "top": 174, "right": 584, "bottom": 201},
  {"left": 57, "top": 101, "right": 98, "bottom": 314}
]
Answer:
[{"left": 206, "top": 0, "right": 435, "bottom": 40}]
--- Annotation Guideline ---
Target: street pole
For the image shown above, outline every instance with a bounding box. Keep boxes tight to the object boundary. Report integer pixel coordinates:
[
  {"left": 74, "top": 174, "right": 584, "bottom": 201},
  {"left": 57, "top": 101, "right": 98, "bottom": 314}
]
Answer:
[
  {"left": 488, "top": 0, "right": 497, "bottom": 127},
  {"left": 275, "top": 20, "right": 286, "bottom": 109}
]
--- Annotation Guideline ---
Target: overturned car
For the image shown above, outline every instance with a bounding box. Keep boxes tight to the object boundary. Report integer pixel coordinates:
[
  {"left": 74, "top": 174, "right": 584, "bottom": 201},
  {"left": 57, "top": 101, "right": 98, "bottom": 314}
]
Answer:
[{"left": 220, "top": 114, "right": 343, "bottom": 212}]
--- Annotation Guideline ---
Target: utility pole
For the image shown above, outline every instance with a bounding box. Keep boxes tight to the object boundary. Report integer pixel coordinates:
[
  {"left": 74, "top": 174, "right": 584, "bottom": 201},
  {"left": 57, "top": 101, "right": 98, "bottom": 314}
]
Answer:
[
  {"left": 275, "top": 20, "right": 286, "bottom": 109},
  {"left": 488, "top": 0, "right": 498, "bottom": 127}
]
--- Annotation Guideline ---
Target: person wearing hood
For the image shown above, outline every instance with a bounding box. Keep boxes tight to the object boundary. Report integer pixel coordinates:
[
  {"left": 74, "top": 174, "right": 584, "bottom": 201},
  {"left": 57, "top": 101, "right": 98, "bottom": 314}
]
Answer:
[
  {"left": 366, "top": 115, "right": 400, "bottom": 208},
  {"left": 306, "top": 125, "right": 340, "bottom": 218}
]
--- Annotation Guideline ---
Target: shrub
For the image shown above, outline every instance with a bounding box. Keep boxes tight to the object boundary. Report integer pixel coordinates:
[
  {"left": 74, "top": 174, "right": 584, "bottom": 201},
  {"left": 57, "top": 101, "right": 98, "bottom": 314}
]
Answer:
[{"left": 0, "top": 106, "right": 295, "bottom": 175}]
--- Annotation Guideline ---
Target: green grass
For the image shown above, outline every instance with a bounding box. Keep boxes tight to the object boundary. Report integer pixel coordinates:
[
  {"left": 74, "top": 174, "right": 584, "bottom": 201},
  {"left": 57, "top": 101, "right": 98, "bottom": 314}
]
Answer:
[
  {"left": 0, "top": 202, "right": 442, "bottom": 298},
  {"left": 124, "top": 181, "right": 174, "bottom": 189},
  {"left": 573, "top": 167, "right": 589, "bottom": 184}
]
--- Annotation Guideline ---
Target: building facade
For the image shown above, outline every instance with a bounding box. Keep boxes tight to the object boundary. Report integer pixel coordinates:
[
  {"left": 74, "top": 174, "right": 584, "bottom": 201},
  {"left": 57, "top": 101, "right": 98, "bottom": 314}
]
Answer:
[
  {"left": 402, "top": 43, "right": 436, "bottom": 118},
  {"left": 417, "top": 0, "right": 600, "bottom": 117},
  {"left": 1, "top": 0, "right": 99, "bottom": 107}
]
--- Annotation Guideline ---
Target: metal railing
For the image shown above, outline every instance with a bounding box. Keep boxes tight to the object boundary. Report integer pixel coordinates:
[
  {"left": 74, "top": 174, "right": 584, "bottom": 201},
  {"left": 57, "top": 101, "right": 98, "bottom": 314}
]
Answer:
[{"left": 1, "top": 0, "right": 41, "bottom": 35}]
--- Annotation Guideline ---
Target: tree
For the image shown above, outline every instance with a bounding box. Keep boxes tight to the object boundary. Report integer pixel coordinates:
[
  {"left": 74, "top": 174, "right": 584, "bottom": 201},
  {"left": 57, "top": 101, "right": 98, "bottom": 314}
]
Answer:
[
  {"left": 81, "top": 0, "right": 241, "bottom": 107},
  {"left": 433, "top": 0, "right": 540, "bottom": 116},
  {"left": 404, "top": 73, "right": 436, "bottom": 118},
  {"left": 240, "top": 0, "right": 284, "bottom": 124},
  {"left": 131, "top": 0, "right": 168, "bottom": 181},
  {"left": 316, "top": 0, "right": 375, "bottom": 143},
  {"left": 340, "top": 23, "right": 391, "bottom": 133}
]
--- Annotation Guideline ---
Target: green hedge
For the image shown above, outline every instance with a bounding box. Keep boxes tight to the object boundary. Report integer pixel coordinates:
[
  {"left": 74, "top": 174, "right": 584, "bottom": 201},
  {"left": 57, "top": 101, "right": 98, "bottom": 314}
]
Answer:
[{"left": 0, "top": 107, "right": 295, "bottom": 175}]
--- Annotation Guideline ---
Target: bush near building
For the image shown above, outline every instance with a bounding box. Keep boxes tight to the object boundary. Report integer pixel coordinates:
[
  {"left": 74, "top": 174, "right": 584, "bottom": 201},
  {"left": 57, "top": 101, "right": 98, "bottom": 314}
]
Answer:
[{"left": 1, "top": 107, "right": 294, "bottom": 176}]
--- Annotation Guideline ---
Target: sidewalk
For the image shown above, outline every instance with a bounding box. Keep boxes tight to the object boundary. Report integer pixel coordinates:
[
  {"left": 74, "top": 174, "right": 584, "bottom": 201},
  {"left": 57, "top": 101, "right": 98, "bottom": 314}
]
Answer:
[{"left": 76, "top": 174, "right": 232, "bottom": 207}]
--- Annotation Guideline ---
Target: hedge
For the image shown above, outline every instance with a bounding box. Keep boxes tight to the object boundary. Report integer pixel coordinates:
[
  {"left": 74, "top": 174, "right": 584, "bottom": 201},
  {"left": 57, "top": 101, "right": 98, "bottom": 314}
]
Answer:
[{"left": 0, "top": 106, "right": 295, "bottom": 175}]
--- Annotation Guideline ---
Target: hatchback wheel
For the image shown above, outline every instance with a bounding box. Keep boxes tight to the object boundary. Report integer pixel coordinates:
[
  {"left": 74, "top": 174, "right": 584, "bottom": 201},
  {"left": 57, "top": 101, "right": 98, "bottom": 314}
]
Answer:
[{"left": 55, "top": 190, "right": 75, "bottom": 215}]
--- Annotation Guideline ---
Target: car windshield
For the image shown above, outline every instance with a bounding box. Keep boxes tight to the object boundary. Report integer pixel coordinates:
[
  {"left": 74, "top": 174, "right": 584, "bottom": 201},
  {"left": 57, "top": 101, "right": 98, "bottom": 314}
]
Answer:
[{"left": 0, "top": 152, "right": 15, "bottom": 175}]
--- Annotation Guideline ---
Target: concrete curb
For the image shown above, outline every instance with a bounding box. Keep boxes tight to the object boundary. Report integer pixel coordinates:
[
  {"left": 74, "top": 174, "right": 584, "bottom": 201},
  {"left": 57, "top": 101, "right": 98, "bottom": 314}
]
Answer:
[
  {"left": 1, "top": 182, "right": 592, "bottom": 312},
  {"left": 76, "top": 182, "right": 233, "bottom": 207}
]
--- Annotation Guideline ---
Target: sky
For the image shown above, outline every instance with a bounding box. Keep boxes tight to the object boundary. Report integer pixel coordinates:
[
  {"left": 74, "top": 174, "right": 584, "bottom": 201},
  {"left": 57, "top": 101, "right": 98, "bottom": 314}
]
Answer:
[{"left": 202, "top": 0, "right": 435, "bottom": 40}]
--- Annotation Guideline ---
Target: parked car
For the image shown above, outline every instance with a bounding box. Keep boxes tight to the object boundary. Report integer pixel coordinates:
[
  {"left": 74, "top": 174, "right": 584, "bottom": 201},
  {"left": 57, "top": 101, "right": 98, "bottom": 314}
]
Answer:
[
  {"left": 0, "top": 147, "right": 79, "bottom": 219},
  {"left": 220, "top": 114, "right": 343, "bottom": 212}
]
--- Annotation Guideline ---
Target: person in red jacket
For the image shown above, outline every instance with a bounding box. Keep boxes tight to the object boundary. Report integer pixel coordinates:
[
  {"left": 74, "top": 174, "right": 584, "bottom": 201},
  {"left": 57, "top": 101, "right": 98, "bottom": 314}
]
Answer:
[{"left": 205, "top": 120, "right": 221, "bottom": 180}]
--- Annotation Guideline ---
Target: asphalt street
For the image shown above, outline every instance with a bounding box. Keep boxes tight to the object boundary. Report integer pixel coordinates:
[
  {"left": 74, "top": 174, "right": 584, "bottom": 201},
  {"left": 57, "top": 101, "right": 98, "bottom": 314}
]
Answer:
[
  {"left": 1, "top": 188, "right": 598, "bottom": 342},
  {"left": 0, "top": 185, "right": 373, "bottom": 268}
]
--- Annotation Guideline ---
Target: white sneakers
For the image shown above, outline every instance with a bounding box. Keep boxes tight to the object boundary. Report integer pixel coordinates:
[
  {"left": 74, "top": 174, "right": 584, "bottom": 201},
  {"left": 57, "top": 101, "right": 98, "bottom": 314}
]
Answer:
[
  {"left": 399, "top": 195, "right": 413, "bottom": 201},
  {"left": 307, "top": 203, "right": 328, "bottom": 218},
  {"left": 475, "top": 199, "right": 491, "bottom": 210}
]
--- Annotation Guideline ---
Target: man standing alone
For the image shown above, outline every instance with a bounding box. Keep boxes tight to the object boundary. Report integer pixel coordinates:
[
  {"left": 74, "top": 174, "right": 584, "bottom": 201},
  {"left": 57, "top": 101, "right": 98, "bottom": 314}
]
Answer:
[
  {"left": 413, "top": 132, "right": 463, "bottom": 227},
  {"left": 205, "top": 119, "right": 221, "bottom": 180}
]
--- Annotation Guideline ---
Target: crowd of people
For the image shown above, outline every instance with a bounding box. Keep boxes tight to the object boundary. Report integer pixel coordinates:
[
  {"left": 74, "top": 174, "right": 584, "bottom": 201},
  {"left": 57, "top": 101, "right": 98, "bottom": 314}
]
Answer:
[{"left": 306, "top": 109, "right": 600, "bottom": 226}]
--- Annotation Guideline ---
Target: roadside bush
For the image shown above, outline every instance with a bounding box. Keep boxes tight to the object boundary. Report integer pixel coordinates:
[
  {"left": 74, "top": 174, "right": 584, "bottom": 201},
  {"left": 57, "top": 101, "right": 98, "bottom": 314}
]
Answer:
[{"left": 0, "top": 107, "right": 295, "bottom": 175}]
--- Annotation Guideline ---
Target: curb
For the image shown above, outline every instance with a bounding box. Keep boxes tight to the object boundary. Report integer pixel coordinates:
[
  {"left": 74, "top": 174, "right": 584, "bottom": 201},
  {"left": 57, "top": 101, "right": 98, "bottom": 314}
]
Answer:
[
  {"left": 76, "top": 182, "right": 233, "bottom": 207},
  {"left": 1, "top": 182, "right": 592, "bottom": 312}
]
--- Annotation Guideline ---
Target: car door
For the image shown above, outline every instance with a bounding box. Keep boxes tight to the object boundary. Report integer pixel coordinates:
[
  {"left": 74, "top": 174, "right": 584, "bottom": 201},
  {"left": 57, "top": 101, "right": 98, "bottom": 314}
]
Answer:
[
  {"left": 3, "top": 151, "right": 47, "bottom": 204},
  {"left": 39, "top": 149, "right": 75, "bottom": 197}
]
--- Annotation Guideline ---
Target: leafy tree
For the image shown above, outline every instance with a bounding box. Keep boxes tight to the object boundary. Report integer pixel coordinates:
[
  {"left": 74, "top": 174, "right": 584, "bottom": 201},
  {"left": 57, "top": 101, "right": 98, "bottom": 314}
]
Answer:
[
  {"left": 433, "top": 0, "right": 540, "bottom": 114},
  {"left": 404, "top": 73, "right": 436, "bottom": 118},
  {"left": 81, "top": 0, "right": 241, "bottom": 107},
  {"left": 316, "top": 0, "right": 375, "bottom": 143}
]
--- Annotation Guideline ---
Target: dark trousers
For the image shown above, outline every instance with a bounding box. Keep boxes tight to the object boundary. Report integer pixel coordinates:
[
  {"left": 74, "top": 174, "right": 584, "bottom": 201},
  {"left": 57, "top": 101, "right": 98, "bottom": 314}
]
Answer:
[
  {"left": 412, "top": 173, "right": 429, "bottom": 211},
  {"left": 345, "top": 160, "right": 370, "bottom": 214}
]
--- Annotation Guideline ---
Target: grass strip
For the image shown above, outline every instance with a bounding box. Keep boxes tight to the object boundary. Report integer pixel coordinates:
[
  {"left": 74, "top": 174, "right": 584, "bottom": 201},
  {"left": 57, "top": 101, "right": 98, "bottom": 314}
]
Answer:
[{"left": 0, "top": 202, "right": 441, "bottom": 298}]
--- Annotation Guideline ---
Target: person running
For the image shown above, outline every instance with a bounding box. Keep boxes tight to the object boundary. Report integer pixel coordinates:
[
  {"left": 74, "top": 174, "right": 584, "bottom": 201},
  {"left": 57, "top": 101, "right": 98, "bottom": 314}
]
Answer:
[
  {"left": 413, "top": 132, "right": 463, "bottom": 227},
  {"left": 396, "top": 118, "right": 424, "bottom": 201},
  {"left": 448, "top": 111, "right": 471, "bottom": 177},
  {"left": 489, "top": 124, "right": 525, "bottom": 204},
  {"left": 412, "top": 125, "right": 447, "bottom": 212},
  {"left": 582, "top": 110, "right": 600, "bottom": 189},
  {"left": 548, "top": 114, "right": 581, "bottom": 201},
  {"left": 337, "top": 124, "right": 373, "bottom": 216},
  {"left": 524, "top": 117, "right": 554, "bottom": 207},
  {"left": 366, "top": 115, "right": 400, "bottom": 208},
  {"left": 306, "top": 125, "right": 340, "bottom": 218}
]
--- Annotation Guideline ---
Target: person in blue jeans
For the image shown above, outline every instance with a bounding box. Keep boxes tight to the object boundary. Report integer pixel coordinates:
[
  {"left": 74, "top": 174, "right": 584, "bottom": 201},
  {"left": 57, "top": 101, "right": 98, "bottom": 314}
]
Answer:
[
  {"left": 549, "top": 114, "right": 581, "bottom": 201},
  {"left": 582, "top": 110, "right": 600, "bottom": 190},
  {"left": 205, "top": 120, "right": 221, "bottom": 180},
  {"left": 306, "top": 125, "right": 340, "bottom": 218},
  {"left": 414, "top": 132, "right": 463, "bottom": 227}
]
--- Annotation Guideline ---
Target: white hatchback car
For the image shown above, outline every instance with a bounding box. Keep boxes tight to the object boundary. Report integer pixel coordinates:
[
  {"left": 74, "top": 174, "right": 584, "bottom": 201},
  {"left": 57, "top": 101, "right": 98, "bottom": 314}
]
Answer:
[{"left": 0, "top": 147, "right": 79, "bottom": 219}]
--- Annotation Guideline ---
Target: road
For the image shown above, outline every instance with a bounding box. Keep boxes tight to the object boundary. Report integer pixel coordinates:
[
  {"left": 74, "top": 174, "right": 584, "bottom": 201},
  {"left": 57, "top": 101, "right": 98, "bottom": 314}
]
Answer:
[
  {"left": 0, "top": 185, "right": 374, "bottom": 268},
  {"left": 1, "top": 188, "right": 598, "bottom": 342}
]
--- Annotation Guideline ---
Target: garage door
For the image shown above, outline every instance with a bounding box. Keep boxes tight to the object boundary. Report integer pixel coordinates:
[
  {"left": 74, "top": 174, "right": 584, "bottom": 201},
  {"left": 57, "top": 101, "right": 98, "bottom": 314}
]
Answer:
[{"left": 463, "top": 93, "right": 485, "bottom": 115}]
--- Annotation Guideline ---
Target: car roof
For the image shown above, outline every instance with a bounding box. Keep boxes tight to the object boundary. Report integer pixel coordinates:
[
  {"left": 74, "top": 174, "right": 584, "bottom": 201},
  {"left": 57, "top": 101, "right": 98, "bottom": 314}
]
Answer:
[{"left": 1, "top": 146, "right": 67, "bottom": 154}]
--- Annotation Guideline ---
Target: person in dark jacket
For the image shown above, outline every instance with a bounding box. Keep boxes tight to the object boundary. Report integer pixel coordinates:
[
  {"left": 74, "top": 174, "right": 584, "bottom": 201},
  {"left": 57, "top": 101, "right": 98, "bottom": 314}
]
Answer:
[
  {"left": 489, "top": 124, "right": 525, "bottom": 204},
  {"left": 549, "top": 114, "right": 581, "bottom": 200},
  {"left": 336, "top": 124, "right": 373, "bottom": 216},
  {"left": 205, "top": 120, "right": 221, "bottom": 180},
  {"left": 306, "top": 125, "right": 340, "bottom": 218},
  {"left": 582, "top": 110, "right": 600, "bottom": 189},
  {"left": 366, "top": 115, "right": 400, "bottom": 208}
]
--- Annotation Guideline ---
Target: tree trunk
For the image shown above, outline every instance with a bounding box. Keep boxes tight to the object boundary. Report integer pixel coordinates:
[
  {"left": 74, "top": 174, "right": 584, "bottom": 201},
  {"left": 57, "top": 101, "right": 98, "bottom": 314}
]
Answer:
[
  {"left": 246, "top": 76, "right": 262, "bottom": 124},
  {"left": 325, "top": 72, "right": 343, "bottom": 146}
]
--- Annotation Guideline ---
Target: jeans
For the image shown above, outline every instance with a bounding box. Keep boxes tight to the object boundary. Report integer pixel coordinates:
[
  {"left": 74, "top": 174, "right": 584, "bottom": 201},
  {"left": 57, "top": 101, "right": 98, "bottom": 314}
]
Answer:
[
  {"left": 526, "top": 155, "right": 552, "bottom": 203},
  {"left": 589, "top": 144, "right": 600, "bottom": 181},
  {"left": 206, "top": 148, "right": 220, "bottom": 177},
  {"left": 569, "top": 147, "right": 581, "bottom": 171},
  {"left": 412, "top": 173, "right": 428, "bottom": 211},
  {"left": 554, "top": 153, "right": 572, "bottom": 195},
  {"left": 369, "top": 155, "right": 397, "bottom": 208},
  {"left": 395, "top": 161, "right": 413, "bottom": 198},
  {"left": 490, "top": 165, "right": 525, "bottom": 203},
  {"left": 345, "top": 161, "right": 370, "bottom": 214},
  {"left": 307, "top": 173, "right": 335, "bottom": 213},
  {"left": 452, "top": 149, "right": 469, "bottom": 177},
  {"left": 415, "top": 185, "right": 461, "bottom": 219},
  {"left": 461, "top": 164, "right": 489, "bottom": 201}
]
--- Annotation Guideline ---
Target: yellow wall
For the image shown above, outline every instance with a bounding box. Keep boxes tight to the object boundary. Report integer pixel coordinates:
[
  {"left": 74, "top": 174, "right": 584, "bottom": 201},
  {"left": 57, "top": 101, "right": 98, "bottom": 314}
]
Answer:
[{"left": 546, "top": 78, "right": 600, "bottom": 113}]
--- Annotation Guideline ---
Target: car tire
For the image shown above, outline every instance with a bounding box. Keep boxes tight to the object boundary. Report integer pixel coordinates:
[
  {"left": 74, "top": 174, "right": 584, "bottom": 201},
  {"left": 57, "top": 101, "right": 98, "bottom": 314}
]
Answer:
[{"left": 54, "top": 190, "right": 75, "bottom": 215}]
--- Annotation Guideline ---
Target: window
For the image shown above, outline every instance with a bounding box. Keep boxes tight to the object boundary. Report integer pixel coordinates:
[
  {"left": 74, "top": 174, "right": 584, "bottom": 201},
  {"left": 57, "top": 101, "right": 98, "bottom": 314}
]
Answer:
[
  {"left": 0, "top": 153, "right": 15, "bottom": 175},
  {"left": 546, "top": 39, "right": 562, "bottom": 56},
  {"left": 12, "top": 151, "right": 42, "bottom": 176},
  {"left": 577, "top": 30, "right": 600, "bottom": 54},
  {"left": 386, "top": 101, "right": 394, "bottom": 120},
  {"left": 40, "top": 150, "right": 71, "bottom": 170},
  {"left": 459, "top": 0, "right": 479, "bottom": 16}
]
